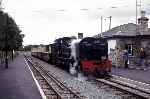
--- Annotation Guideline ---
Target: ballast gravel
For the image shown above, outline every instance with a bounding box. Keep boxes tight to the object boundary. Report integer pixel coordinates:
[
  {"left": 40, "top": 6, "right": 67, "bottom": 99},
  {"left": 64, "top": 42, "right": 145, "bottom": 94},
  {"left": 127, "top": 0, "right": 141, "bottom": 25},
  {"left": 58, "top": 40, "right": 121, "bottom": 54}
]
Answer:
[{"left": 32, "top": 57, "right": 123, "bottom": 99}]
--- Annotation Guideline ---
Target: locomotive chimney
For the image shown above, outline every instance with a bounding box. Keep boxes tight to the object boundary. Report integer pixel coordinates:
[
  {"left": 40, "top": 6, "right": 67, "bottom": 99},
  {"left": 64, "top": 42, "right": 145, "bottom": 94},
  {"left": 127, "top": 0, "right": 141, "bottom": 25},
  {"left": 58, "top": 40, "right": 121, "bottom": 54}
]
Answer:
[{"left": 78, "top": 33, "right": 83, "bottom": 39}]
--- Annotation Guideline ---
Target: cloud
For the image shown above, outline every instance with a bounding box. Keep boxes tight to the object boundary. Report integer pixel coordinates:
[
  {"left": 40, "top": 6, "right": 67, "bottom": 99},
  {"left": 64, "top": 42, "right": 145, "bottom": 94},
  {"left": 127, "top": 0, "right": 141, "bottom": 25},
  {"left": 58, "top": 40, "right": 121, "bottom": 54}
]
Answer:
[
  {"left": 3, "top": 0, "right": 150, "bottom": 45},
  {"left": 80, "top": 8, "right": 89, "bottom": 11}
]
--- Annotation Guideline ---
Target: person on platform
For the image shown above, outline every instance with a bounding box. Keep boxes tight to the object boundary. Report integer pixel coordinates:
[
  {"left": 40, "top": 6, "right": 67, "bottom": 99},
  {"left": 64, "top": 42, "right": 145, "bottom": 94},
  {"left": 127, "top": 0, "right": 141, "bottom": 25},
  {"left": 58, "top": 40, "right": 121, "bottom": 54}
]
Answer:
[
  {"left": 123, "top": 49, "right": 129, "bottom": 68},
  {"left": 139, "top": 48, "right": 146, "bottom": 66}
]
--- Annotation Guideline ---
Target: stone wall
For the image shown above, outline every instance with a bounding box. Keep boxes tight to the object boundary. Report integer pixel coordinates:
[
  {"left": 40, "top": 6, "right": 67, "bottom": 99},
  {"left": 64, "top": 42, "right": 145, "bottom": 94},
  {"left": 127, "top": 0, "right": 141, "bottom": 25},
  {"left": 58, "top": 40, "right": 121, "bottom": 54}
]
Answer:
[
  {"left": 114, "top": 39, "right": 125, "bottom": 67},
  {"left": 110, "top": 38, "right": 150, "bottom": 67}
]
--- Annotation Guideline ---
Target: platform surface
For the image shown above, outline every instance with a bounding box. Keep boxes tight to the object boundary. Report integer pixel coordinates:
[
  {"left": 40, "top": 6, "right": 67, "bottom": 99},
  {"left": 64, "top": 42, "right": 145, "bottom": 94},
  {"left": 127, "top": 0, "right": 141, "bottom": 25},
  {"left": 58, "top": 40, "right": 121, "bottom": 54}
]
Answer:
[{"left": 0, "top": 54, "right": 42, "bottom": 99}]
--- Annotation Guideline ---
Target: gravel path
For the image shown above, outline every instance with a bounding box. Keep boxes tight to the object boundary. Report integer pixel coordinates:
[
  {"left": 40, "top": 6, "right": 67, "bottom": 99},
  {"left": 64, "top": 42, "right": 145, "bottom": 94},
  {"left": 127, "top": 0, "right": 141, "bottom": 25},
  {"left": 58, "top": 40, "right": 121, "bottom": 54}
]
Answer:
[{"left": 32, "top": 57, "right": 124, "bottom": 99}]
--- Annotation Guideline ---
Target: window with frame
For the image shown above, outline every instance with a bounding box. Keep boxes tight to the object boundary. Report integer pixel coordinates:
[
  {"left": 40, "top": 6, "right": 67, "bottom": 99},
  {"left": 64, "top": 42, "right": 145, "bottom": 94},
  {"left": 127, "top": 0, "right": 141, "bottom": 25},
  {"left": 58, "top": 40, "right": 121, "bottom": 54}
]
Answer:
[{"left": 127, "top": 44, "right": 133, "bottom": 56}]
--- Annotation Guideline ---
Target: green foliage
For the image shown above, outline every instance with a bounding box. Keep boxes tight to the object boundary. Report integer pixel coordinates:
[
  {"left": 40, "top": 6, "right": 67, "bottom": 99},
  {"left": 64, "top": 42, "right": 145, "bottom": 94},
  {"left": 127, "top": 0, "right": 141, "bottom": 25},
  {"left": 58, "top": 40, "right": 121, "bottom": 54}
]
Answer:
[{"left": 0, "top": 11, "right": 24, "bottom": 50}]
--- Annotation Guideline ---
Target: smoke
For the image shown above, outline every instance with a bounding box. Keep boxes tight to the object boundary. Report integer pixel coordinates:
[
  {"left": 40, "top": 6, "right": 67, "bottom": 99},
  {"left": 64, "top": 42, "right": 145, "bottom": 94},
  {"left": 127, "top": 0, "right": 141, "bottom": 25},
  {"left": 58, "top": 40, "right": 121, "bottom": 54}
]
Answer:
[{"left": 70, "top": 39, "right": 81, "bottom": 67}]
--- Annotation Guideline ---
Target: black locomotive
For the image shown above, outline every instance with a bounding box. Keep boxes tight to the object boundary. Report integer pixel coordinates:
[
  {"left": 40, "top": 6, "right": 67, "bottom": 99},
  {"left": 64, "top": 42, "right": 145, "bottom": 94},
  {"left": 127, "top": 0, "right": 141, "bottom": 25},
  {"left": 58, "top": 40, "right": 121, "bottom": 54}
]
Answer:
[{"left": 31, "top": 37, "right": 112, "bottom": 77}]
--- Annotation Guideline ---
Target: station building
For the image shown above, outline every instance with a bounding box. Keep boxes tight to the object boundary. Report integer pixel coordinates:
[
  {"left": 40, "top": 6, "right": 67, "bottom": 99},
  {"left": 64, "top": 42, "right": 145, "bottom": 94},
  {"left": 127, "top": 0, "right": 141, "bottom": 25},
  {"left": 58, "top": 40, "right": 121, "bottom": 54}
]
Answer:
[{"left": 95, "top": 11, "right": 150, "bottom": 67}]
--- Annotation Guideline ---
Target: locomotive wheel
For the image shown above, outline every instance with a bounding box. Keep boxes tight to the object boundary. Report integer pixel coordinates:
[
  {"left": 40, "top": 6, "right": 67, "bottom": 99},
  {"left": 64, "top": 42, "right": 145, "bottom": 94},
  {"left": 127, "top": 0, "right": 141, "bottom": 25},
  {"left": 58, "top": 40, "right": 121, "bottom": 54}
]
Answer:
[{"left": 94, "top": 69, "right": 105, "bottom": 78}]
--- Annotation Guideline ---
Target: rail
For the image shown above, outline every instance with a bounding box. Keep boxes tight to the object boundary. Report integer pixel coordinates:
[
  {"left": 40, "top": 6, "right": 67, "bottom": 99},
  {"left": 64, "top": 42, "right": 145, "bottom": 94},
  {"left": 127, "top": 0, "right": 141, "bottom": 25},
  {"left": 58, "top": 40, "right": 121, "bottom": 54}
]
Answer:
[
  {"left": 96, "top": 76, "right": 150, "bottom": 99},
  {"left": 25, "top": 55, "right": 84, "bottom": 99}
]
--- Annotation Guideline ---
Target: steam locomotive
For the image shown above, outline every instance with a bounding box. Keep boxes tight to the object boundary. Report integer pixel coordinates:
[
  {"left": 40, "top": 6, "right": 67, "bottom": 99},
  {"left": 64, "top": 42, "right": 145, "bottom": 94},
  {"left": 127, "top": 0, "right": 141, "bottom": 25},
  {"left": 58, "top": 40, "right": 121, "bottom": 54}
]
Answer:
[{"left": 31, "top": 37, "right": 112, "bottom": 77}]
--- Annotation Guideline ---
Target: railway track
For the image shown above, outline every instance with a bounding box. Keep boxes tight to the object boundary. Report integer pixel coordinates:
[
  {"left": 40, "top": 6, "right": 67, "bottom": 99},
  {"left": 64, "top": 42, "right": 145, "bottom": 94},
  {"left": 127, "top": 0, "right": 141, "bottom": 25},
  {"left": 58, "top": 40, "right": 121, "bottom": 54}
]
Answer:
[
  {"left": 26, "top": 55, "right": 150, "bottom": 99},
  {"left": 24, "top": 56, "right": 84, "bottom": 99},
  {"left": 96, "top": 75, "right": 150, "bottom": 99}
]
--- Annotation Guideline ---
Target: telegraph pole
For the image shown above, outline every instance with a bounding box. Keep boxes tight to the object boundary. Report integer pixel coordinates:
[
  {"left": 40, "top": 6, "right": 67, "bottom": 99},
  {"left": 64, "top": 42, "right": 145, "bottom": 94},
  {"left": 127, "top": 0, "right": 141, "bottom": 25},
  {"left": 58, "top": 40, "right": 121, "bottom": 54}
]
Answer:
[
  {"left": 100, "top": 16, "right": 112, "bottom": 33},
  {"left": 136, "top": 0, "right": 138, "bottom": 33},
  {"left": 139, "top": 0, "right": 142, "bottom": 14},
  {"left": 101, "top": 16, "right": 103, "bottom": 33}
]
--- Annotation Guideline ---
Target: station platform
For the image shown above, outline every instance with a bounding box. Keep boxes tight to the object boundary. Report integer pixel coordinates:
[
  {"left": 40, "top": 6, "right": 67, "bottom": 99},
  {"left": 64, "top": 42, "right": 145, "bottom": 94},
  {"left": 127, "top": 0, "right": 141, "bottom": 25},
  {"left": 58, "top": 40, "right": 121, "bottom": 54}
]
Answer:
[
  {"left": 0, "top": 54, "right": 43, "bottom": 99},
  {"left": 112, "top": 66, "right": 150, "bottom": 84}
]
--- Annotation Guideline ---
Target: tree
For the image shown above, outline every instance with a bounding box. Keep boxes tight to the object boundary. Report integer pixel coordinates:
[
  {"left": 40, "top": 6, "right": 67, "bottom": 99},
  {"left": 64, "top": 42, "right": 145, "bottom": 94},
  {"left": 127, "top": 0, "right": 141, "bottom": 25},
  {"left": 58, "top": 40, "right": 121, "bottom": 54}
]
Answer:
[{"left": 0, "top": 10, "right": 24, "bottom": 68}]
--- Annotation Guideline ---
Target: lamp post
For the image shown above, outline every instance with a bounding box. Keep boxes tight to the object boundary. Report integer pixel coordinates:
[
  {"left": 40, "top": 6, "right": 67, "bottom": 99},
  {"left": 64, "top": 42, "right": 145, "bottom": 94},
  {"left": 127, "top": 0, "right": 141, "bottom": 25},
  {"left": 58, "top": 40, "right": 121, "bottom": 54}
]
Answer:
[
  {"left": 108, "top": 16, "right": 112, "bottom": 30},
  {"left": 4, "top": 14, "right": 9, "bottom": 68}
]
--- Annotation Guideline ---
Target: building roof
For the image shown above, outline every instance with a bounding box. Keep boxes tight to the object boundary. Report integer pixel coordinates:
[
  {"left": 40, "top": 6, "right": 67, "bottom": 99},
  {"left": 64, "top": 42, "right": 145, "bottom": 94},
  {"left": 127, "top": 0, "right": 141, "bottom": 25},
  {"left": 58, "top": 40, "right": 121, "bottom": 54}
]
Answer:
[
  {"left": 96, "top": 23, "right": 150, "bottom": 39},
  {"left": 101, "top": 23, "right": 137, "bottom": 38}
]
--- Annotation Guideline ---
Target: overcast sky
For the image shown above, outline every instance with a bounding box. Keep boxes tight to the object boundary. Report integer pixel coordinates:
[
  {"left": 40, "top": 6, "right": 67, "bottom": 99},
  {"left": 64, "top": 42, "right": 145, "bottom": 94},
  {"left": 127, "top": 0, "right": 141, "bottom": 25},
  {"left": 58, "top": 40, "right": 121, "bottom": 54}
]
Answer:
[{"left": 2, "top": 0, "right": 150, "bottom": 45}]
